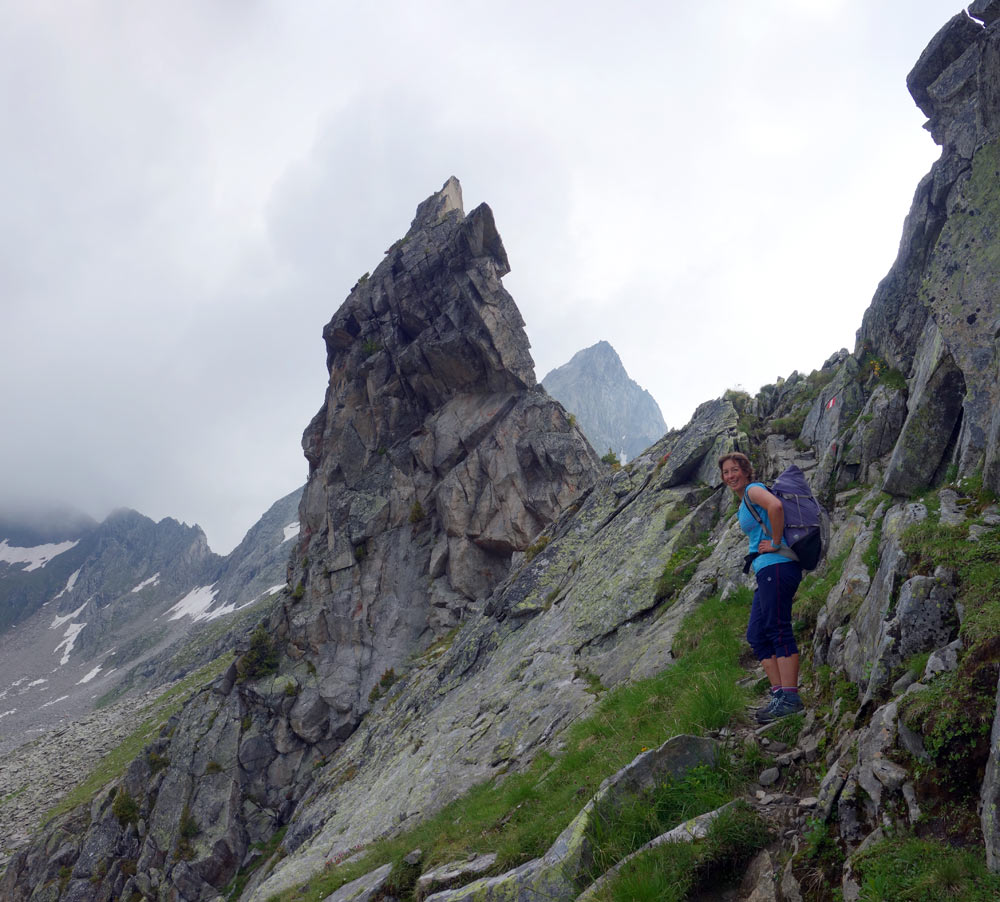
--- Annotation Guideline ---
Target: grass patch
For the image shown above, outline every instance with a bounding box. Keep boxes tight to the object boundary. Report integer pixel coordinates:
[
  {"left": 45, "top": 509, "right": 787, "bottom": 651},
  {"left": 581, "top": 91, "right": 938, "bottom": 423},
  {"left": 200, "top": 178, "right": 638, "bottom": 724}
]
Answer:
[
  {"left": 853, "top": 836, "right": 1000, "bottom": 900},
  {"left": 653, "top": 535, "right": 711, "bottom": 605},
  {"left": 272, "top": 591, "right": 756, "bottom": 902},
  {"left": 42, "top": 654, "right": 233, "bottom": 826},
  {"left": 592, "top": 800, "right": 770, "bottom": 901},
  {"left": 793, "top": 549, "right": 850, "bottom": 637}
]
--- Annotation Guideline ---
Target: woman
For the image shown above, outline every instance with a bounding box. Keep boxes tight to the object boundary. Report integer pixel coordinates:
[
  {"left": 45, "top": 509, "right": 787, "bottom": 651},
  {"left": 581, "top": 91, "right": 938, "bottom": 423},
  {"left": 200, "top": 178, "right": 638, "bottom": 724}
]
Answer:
[{"left": 719, "top": 452, "right": 804, "bottom": 723}]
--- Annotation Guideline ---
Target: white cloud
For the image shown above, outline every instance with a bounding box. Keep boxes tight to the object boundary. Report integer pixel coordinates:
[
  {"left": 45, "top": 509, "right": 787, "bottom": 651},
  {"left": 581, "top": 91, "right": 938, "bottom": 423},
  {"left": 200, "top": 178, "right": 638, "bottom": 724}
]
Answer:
[{"left": 0, "top": 0, "right": 960, "bottom": 552}]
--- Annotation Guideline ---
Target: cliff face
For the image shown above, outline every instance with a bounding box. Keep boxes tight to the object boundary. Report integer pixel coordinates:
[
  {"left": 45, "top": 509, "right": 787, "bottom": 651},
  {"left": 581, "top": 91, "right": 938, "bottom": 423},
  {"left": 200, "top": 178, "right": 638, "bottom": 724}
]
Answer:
[
  {"left": 541, "top": 340, "right": 667, "bottom": 462},
  {"left": 858, "top": 7, "right": 1000, "bottom": 497}
]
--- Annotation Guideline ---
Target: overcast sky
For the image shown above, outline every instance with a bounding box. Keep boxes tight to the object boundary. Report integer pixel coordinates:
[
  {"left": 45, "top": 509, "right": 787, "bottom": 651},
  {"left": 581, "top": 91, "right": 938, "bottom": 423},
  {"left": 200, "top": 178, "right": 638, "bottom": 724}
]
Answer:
[{"left": 0, "top": 1, "right": 966, "bottom": 553}]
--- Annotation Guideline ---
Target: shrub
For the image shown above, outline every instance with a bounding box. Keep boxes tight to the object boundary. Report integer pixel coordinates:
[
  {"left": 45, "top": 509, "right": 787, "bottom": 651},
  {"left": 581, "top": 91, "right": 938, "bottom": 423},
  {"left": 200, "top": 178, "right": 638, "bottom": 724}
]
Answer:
[
  {"left": 409, "top": 501, "right": 425, "bottom": 523},
  {"left": 236, "top": 626, "right": 280, "bottom": 683},
  {"left": 601, "top": 449, "right": 622, "bottom": 470},
  {"left": 112, "top": 788, "right": 139, "bottom": 827}
]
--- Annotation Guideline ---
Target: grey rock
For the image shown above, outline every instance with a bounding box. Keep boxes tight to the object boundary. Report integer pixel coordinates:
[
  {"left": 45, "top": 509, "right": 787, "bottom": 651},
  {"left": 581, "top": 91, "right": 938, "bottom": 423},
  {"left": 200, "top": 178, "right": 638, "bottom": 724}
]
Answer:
[
  {"left": 842, "top": 503, "right": 927, "bottom": 687},
  {"left": 903, "top": 782, "right": 923, "bottom": 824},
  {"left": 907, "top": 13, "right": 983, "bottom": 118},
  {"left": 925, "top": 638, "right": 963, "bottom": 678},
  {"left": 863, "top": 574, "right": 958, "bottom": 703},
  {"left": 416, "top": 853, "right": 497, "bottom": 900},
  {"left": 541, "top": 341, "right": 666, "bottom": 463},
  {"left": 897, "top": 718, "right": 931, "bottom": 763},
  {"left": 981, "top": 669, "right": 1000, "bottom": 870},
  {"left": 759, "top": 767, "right": 781, "bottom": 787},
  {"left": 970, "top": 0, "right": 1000, "bottom": 26},
  {"left": 321, "top": 863, "right": 393, "bottom": 902},
  {"left": 938, "top": 489, "right": 966, "bottom": 526},
  {"left": 740, "top": 849, "right": 776, "bottom": 902},
  {"left": 781, "top": 858, "right": 804, "bottom": 902}
]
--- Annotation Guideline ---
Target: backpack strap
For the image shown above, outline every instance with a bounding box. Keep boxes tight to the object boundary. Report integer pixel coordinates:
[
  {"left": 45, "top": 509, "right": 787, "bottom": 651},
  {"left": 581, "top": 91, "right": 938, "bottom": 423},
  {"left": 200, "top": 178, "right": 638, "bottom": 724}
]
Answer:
[{"left": 741, "top": 485, "right": 766, "bottom": 531}]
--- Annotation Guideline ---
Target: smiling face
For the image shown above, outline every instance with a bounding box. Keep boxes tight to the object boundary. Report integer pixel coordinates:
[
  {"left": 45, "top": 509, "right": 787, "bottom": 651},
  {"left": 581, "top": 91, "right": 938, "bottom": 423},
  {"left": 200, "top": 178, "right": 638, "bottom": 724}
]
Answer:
[{"left": 721, "top": 458, "right": 750, "bottom": 494}]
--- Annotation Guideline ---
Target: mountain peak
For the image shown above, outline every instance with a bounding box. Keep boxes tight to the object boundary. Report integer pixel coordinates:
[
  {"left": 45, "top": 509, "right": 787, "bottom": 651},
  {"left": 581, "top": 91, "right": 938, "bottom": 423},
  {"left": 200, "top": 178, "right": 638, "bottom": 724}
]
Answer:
[{"left": 543, "top": 341, "right": 666, "bottom": 460}]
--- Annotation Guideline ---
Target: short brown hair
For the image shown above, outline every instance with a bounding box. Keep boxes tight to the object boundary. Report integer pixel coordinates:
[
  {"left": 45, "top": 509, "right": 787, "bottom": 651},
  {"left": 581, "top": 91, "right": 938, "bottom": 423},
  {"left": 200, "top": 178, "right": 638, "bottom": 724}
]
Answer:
[{"left": 718, "top": 451, "right": 754, "bottom": 481}]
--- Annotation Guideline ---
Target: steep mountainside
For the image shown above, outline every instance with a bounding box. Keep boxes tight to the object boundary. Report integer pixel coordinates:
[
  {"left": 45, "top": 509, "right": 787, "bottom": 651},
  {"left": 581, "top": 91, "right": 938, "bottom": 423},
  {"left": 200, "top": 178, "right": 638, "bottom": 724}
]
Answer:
[
  {"left": 0, "top": 487, "right": 302, "bottom": 758},
  {"left": 542, "top": 340, "right": 667, "bottom": 462},
  {"left": 6, "top": 7, "right": 1000, "bottom": 901}
]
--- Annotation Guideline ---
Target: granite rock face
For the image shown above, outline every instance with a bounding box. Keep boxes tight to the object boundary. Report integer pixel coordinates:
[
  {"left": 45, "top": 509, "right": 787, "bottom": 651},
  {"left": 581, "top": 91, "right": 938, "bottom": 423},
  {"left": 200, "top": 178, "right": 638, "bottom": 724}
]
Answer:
[
  {"left": 541, "top": 340, "right": 667, "bottom": 462},
  {"left": 291, "top": 176, "right": 601, "bottom": 741},
  {"left": 859, "top": 11, "right": 1000, "bottom": 496}
]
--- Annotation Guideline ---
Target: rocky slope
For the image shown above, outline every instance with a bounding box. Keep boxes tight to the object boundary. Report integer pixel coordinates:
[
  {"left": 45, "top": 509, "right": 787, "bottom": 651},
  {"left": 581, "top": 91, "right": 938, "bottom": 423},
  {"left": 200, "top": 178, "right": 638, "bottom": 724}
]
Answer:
[
  {"left": 0, "top": 487, "right": 301, "bottom": 757},
  {"left": 5, "top": 6, "right": 1000, "bottom": 900},
  {"left": 541, "top": 340, "right": 667, "bottom": 462}
]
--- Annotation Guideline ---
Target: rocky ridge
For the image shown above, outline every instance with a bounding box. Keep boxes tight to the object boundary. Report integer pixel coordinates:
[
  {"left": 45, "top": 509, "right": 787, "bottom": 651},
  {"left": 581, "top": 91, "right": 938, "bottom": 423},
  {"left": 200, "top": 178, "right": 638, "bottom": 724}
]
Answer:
[{"left": 541, "top": 340, "right": 667, "bottom": 462}]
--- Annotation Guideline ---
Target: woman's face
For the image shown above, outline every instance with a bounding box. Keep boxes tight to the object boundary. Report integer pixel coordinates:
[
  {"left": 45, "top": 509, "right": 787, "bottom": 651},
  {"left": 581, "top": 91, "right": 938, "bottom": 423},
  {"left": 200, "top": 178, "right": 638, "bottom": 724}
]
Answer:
[{"left": 721, "top": 460, "right": 749, "bottom": 493}]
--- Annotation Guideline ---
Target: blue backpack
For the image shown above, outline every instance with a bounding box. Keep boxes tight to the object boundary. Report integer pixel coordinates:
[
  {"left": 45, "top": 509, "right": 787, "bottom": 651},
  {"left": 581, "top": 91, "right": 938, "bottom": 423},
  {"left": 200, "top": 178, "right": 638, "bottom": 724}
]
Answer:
[{"left": 742, "top": 465, "right": 827, "bottom": 572}]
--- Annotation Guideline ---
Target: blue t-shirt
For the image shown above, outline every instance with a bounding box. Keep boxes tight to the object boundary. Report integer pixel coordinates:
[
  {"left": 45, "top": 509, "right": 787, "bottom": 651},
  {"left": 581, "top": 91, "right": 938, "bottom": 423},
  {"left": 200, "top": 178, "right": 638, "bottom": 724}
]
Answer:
[{"left": 738, "top": 482, "right": 787, "bottom": 574}]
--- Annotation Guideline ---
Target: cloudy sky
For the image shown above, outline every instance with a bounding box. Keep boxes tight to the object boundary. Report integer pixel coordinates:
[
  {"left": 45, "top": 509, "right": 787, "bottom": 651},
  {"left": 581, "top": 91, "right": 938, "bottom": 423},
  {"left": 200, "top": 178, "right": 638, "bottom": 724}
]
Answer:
[{"left": 0, "top": 1, "right": 967, "bottom": 553}]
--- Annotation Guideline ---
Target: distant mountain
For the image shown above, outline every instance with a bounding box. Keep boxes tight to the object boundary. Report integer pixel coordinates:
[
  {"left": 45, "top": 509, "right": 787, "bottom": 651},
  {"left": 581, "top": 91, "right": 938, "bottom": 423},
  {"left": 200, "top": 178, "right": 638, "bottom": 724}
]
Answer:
[
  {"left": 0, "top": 486, "right": 302, "bottom": 754},
  {"left": 542, "top": 340, "right": 667, "bottom": 461}
]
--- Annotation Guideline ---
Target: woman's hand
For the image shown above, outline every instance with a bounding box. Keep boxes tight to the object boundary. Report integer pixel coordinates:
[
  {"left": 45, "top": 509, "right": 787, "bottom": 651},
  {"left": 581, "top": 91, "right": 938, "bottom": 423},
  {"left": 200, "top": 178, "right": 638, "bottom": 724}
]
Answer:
[{"left": 760, "top": 538, "right": 780, "bottom": 553}]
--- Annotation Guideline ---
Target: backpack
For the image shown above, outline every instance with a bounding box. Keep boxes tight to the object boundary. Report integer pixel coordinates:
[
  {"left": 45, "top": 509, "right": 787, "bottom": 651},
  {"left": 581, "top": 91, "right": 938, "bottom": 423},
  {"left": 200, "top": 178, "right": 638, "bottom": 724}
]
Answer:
[{"left": 742, "top": 465, "right": 828, "bottom": 573}]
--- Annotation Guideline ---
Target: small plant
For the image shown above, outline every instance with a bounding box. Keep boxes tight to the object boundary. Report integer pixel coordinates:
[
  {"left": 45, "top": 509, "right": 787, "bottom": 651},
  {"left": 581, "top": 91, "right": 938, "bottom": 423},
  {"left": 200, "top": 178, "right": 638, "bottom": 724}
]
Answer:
[
  {"left": 361, "top": 337, "right": 381, "bottom": 357},
  {"left": 525, "top": 536, "right": 550, "bottom": 562},
  {"left": 573, "top": 667, "right": 605, "bottom": 696},
  {"left": 236, "top": 625, "right": 280, "bottom": 683},
  {"left": 180, "top": 804, "right": 200, "bottom": 839},
  {"left": 409, "top": 500, "right": 425, "bottom": 523},
  {"left": 206, "top": 760, "right": 223, "bottom": 774},
  {"left": 284, "top": 680, "right": 300, "bottom": 697},
  {"left": 567, "top": 413, "right": 577, "bottom": 427},
  {"left": 354, "top": 543, "right": 367, "bottom": 562},
  {"left": 148, "top": 750, "right": 169, "bottom": 773},
  {"left": 112, "top": 788, "right": 139, "bottom": 827},
  {"left": 292, "top": 581, "right": 305, "bottom": 601},
  {"left": 601, "top": 448, "right": 622, "bottom": 470}
]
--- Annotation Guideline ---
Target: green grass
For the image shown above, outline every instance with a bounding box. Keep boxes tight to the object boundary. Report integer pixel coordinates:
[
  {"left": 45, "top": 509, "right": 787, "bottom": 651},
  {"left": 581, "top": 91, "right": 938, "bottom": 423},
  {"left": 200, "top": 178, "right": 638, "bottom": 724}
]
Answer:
[
  {"left": 793, "top": 549, "right": 850, "bottom": 635},
  {"left": 591, "top": 801, "right": 770, "bottom": 901},
  {"left": 272, "top": 590, "right": 757, "bottom": 902},
  {"left": 853, "top": 836, "right": 1000, "bottom": 901},
  {"left": 43, "top": 654, "right": 234, "bottom": 826}
]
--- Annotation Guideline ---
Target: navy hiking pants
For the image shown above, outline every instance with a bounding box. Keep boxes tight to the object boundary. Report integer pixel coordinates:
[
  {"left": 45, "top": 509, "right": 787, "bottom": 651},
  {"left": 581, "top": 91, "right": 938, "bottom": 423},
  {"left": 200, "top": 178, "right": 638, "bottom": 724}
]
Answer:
[{"left": 746, "top": 561, "right": 803, "bottom": 660}]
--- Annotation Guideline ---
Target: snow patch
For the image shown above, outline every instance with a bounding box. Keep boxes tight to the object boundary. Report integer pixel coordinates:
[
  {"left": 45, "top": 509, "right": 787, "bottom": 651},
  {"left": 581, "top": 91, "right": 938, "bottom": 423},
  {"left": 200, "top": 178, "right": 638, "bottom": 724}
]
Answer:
[
  {"left": 40, "top": 695, "right": 69, "bottom": 709},
  {"left": 0, "top": 709, "right": 15, "bottom": 720},
  {"left": 77, "top": 665, "right": 102, "bottom": 684},
  {"left": 166, "top": 584, "right": 219, "bottom": 621},
  {"left": 53, "top": 568, "right": 82, "bottom": 600},
  {"left": 190, "top": 582, "right": 286, "bottom": 623},
  {"left": 131, "top": 572, "right": 161, "bottom": 593},
  {"left": 27, "top": 678, "right": 48, "bottom": 688},
  {"left": 55, "top": 622, "right": 87, "bottom": 665},
  {"left": 0, "top": 538, "right": 79, "bottom": 572},
  {"left": 51, "top": 601, "right": 87, "bottom": 630},
  {"left": 283, "top": 522, "right": 300, "bottom": 543}
]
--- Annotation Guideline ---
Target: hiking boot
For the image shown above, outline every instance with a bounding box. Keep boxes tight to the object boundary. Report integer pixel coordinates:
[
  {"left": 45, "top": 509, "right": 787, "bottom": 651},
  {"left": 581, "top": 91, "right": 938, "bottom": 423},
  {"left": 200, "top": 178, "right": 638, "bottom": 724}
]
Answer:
[
  {"left": 754, "top": 689, "right": 783, "bottom": 720},
  {"left": 756, "top": 692, "right": 804, "bottom": 724}
]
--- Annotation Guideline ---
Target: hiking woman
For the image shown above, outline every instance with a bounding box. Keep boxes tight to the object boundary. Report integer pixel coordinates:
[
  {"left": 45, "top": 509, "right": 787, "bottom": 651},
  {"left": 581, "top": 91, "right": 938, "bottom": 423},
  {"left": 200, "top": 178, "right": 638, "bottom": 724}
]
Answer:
[{"left": 719, "top": 452, "right": 803, "bottom": 723}]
